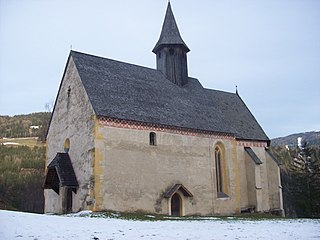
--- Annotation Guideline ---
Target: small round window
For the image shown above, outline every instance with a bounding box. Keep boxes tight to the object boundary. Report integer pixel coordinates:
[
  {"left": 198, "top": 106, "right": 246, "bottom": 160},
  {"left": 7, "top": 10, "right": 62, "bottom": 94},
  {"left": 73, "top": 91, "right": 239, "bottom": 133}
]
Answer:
[{"left": 64, "top": 138, "right": 70, "bottom": 153}]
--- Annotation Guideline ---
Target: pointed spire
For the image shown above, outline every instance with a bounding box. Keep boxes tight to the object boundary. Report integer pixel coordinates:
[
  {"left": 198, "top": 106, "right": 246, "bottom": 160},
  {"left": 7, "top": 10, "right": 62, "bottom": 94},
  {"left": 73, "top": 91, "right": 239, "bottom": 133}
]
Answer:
[{"left": 152, "top": 2, "right": 190, "bottom": 53}]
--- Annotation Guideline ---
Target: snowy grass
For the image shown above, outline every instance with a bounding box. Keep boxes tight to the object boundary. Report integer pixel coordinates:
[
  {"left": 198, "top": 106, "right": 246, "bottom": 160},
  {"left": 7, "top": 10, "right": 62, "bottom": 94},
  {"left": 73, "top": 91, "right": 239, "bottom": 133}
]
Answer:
[
  {"left": 65, "top": 210, "right": 284, "bottom": 222},
  {"left": 0, "top": 137, "right": 42, "bottom": 148},
  {"left": 1, "top": 210, "right": 319, "bottom": 240}
]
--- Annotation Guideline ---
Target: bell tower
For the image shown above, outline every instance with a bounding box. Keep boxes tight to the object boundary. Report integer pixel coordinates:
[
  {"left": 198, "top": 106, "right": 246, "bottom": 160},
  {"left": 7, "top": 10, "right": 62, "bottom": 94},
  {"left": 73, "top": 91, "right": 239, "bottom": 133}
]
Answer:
[{"left": 153, "top": 2, "right": 190, "bottom": 86}]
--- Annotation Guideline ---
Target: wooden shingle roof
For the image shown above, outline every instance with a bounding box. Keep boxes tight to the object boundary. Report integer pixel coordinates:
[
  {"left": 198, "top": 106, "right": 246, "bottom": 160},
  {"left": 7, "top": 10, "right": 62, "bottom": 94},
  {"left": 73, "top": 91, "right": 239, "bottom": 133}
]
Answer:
[
  {"left": 164, "top": 184, "right": 193, "bottom": 198},
  {"left": 44, "top": 153, "right": 78, "bottom": 194},
  {"left": 152, "top": 2, "right": 190, "bottom": 53},
  {"left": 70, "top": 51, "right": 269, "bottom": 142}
]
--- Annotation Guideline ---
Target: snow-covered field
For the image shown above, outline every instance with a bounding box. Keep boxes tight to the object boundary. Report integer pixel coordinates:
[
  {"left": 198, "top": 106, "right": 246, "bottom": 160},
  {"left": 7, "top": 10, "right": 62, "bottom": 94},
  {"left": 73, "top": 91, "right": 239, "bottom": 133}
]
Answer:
[{"left": 1, "top": 210, "right": 319, "bottom": 240}]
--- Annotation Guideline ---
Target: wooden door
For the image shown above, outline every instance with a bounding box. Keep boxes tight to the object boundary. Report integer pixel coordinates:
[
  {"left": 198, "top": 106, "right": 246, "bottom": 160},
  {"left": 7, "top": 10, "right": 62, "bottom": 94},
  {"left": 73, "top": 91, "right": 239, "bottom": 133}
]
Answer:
[
  {"left": 171, "top": 193, "right": 182, "bottom": 216},
  {"left": 66, "top": 188, "right": 72, "bottom": 213}
]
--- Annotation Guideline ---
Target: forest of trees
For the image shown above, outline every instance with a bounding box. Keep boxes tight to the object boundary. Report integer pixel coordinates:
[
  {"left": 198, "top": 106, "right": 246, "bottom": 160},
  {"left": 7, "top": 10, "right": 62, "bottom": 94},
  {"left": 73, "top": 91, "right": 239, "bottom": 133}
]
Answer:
[
  {"left": 0, "top": 145, "right": 45, "bottom": 213},
  {"left": 0, "top": 112, "right": 51, "bottom": 140},
  {"left": 273, "top": 143, "right": 320, "bottom": 218},
  {"left": 0, "top": 112, "right": 50, "bottom": 213}
]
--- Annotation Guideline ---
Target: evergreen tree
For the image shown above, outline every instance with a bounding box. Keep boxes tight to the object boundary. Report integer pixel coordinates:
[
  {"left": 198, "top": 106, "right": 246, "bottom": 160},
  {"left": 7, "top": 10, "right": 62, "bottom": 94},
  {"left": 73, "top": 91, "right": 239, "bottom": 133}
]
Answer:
[{"left": 285, "top": 141, "right": 320, "bottom": 218}]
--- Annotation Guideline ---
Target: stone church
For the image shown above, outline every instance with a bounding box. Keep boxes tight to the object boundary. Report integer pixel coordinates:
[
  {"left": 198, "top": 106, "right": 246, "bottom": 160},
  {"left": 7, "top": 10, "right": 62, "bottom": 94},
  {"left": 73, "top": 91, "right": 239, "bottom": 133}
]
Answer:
[{"left": 44, "top": 3, "right": 283, "bottom": 216}]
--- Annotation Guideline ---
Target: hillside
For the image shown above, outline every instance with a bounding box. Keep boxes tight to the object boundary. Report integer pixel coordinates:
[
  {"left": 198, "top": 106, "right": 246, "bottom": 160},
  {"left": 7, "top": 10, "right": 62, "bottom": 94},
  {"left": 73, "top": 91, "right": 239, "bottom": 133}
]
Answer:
[
  {"left": 0, "top": 112, "right": 49, "bottom": 213},
  {"left": 0, "top": 112, "right": 51, "bottom": 140},
  {"left": 0, "top": 145, "right": 45, "bottom": 213},
  {"left": 272, "top": 131, "right": 320, "bottom": 147}
]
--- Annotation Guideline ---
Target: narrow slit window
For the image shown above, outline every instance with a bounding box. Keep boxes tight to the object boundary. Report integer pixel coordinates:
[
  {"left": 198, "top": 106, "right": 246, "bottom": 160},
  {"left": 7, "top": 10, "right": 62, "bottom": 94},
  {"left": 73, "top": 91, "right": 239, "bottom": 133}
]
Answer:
[
  {"left": 215, "top": 146, "right": 223, "bottom": 193},
  {"left": 149, "top": 132, "right": 156, "bottom": 146},
  {"left": 67, "top": 86, "right": 71, "bottom": 110},
  {"left": 67, "top": 86, "right": 71, "bottom": 98}
]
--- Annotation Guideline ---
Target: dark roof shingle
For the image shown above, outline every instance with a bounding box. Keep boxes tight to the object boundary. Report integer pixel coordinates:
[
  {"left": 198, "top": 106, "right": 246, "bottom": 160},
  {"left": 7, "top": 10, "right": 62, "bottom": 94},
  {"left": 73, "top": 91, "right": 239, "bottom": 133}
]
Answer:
[
  {"left": 164, "top": 184, "right": 193, "bottom": 198},
  {"left": 245, "top": 147, "right": 263, "bottom": 165},
  {"left": 152, "top": 2, "right": 189, "bottom": 53},
  {"left": 70, "top": 51, "right": 269, "bottom": 141},
  {"left": 44, "top": 153, "right": 79, "bottom": 192}
]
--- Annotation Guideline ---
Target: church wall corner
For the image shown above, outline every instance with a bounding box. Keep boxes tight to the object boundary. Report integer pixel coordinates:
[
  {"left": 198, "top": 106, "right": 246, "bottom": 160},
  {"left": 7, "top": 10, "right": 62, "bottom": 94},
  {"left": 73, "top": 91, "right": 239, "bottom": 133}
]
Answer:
[{"left": 45, "top": 57, "right": 95, "bottom": 214}]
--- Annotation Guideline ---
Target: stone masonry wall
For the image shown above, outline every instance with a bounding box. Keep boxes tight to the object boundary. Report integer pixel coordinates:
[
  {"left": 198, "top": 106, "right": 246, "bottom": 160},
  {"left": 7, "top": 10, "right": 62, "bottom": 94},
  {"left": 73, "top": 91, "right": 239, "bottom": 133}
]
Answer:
[
  {"left": 45, "top": 57, "right": 95, "bottom": 213},
  {"left": 93, "top": 119, "right": 241, "bottom": 216}
]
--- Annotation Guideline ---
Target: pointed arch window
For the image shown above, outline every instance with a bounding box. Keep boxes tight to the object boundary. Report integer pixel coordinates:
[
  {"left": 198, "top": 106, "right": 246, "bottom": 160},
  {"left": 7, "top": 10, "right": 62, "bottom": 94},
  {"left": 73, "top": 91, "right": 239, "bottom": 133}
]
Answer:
[
  {"left": 215, "top": 146, "right": 223, "bottom": 193},
  {"left": 214, "top": 144, "right": 229, "bottom": 198}
]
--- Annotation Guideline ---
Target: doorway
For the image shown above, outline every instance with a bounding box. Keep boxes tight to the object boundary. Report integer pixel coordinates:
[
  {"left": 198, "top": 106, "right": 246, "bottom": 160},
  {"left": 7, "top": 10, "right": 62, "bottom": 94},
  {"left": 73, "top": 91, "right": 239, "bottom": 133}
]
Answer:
[
  {"left": 66, "top": 188, "right": 73, "bottom": 213},
  {"left": 171, "top": 193, "right": 182, "bottom": 216}
]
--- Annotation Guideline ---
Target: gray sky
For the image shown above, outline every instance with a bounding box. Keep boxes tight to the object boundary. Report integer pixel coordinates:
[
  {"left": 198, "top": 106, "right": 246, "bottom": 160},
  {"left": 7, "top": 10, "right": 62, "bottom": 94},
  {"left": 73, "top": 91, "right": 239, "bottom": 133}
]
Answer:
[{"left": 0, "top": 0, "right": 319, "bottom": 139}]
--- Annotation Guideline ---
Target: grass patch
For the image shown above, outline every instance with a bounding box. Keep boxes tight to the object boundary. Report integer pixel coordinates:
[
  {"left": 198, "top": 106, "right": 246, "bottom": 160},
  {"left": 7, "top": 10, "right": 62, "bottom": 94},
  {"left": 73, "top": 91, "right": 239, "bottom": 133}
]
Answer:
[
  {"left": 67, "top": 210, "right": 286, "bottom": 222},
  {"left": 0, "top": 137, "right": 44, "bottom": 148}
]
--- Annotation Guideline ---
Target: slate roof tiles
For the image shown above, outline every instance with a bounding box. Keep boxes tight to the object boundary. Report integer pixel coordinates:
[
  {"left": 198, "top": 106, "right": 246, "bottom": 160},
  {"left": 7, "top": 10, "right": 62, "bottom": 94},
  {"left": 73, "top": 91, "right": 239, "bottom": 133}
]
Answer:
[
  {"left": 70, "top": 51, "right": 269, "bottom": 142},
  {"left": 44, "top": 153, "right": 79, "bottom": 193}
]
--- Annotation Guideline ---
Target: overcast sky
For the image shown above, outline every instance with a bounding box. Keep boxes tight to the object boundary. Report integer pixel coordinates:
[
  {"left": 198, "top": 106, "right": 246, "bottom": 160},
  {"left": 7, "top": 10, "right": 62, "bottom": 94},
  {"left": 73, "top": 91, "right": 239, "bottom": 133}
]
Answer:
[{"left": 0, "top": 0, "right": 319, "bottom": 139}]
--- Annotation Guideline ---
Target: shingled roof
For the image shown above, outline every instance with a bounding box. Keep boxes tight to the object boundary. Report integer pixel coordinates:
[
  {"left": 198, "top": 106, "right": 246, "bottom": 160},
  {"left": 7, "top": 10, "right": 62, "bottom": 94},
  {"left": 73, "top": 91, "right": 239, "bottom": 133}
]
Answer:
[
  {"left": 70, "top": 51, "right": 269, "bottom": 142},
  {"left": 44, "top": 153, "right": 78, "bottom": 194},
  {"left": 152, "top": 2, "right": 190, "bottom": 53},
  {"left": 245, "top": 147, "right": 263, "bottom": 165}
]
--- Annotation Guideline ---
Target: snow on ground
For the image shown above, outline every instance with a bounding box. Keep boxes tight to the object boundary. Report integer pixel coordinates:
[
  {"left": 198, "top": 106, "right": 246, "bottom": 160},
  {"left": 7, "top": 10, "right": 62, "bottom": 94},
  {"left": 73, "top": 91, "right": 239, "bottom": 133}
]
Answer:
[
  {"left": 0, "top": 210, "right": 320, "bottom": 240},
  {"left": 2, "top": 142, "right": 19, "bottom": 145}
]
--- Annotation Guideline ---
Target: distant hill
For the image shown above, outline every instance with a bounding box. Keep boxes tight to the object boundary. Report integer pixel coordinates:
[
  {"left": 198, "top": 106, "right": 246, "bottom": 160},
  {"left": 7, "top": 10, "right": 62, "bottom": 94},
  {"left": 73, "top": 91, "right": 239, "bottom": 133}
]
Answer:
[
  {"left": 271, "top": 131, "right": 320, "bottom": 147},
  {"left": 0, "top": 112, "right": 51, "bottom": 140}
]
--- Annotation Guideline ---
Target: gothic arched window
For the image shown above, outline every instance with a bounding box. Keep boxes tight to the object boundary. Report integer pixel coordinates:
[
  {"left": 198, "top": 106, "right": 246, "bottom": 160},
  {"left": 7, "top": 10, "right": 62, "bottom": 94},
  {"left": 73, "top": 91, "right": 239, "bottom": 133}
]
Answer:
[
  {"left": 215, "top": 146, "right": 223, "bottom": 193},
  {"left": 214, "top": 144, "right": 228, "bottom": 198}
]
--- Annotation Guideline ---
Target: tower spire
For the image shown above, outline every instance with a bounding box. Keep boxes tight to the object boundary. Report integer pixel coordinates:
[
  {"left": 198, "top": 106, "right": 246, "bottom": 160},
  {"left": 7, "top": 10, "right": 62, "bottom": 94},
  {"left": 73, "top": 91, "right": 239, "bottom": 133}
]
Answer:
[
  {"left": 153, "top": 2, "right": 190, "bottom": 86},
  {"left": 153, "top": 2, "right": 189, "bottom": 53}
]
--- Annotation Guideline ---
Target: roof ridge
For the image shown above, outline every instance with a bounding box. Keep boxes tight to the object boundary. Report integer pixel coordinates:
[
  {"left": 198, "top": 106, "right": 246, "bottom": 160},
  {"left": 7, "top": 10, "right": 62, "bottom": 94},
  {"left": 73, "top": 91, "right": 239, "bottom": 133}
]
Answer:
[
  {"left": 204, "top": 87, "right": 237, "bottom": 95},
  {"left": 71, "top": 50, "right": 164, "bottom": 75}
]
